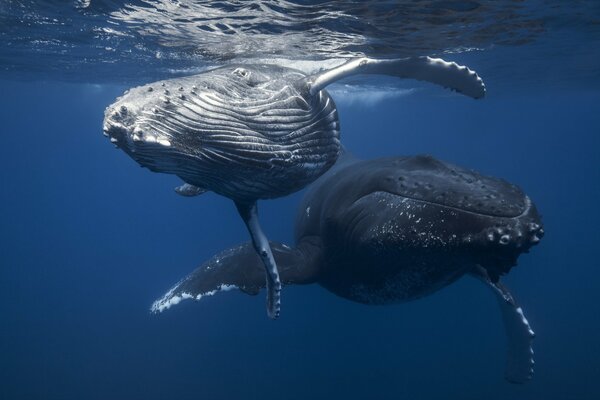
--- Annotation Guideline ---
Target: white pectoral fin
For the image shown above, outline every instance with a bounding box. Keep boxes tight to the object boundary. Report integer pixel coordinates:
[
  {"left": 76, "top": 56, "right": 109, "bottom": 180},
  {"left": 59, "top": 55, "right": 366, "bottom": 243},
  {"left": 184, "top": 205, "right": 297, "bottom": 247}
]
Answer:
[
  {"left": 473, "top": 267, "right": 535, "bottom": 383},
  {"left": 174, "top": 183, "right": 207, "bottom": 197},
  {"left": 308, "top": 56, "right": 485, "bottom": 99}
]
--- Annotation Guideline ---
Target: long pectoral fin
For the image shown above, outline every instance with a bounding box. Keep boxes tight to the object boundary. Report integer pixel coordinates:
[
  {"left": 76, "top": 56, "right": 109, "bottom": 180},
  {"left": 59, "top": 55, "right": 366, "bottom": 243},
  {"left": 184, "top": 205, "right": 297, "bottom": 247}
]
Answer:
[
  {"left": 151, "top": 239, "right": 320, "bottom": 314},
  {"left": 472, "top": 266, "right": 535, "bottom": 383},
  {"left": 235, "top": 201, "right": 282, "bottom": 319},
  {"left": 307, "top": 56, "right": 485, "bottom": 99}
]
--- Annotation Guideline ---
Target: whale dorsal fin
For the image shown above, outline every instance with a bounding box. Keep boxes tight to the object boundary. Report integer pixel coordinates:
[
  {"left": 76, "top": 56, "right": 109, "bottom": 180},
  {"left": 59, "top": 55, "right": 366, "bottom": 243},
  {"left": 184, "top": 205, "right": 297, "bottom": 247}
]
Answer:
[
  {"left": 305, "top": 56, "right": 485, "bottom": 99},
  {"left": 151, "top": 238, "right": 322, "bottom": 313}
]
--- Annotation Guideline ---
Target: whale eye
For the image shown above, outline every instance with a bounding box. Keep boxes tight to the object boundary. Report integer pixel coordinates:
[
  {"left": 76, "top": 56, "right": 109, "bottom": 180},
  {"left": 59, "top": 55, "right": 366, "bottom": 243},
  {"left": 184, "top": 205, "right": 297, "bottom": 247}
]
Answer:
[{"left": 233, "top": 68, "right": 250, "bottom": 79}]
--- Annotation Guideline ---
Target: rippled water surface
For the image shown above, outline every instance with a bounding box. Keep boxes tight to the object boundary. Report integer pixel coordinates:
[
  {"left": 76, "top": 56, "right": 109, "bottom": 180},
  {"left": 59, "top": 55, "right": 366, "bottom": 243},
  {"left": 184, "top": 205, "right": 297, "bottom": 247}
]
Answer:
[{"left": 2, "top": 0, "right": 599, "bottom": 86}]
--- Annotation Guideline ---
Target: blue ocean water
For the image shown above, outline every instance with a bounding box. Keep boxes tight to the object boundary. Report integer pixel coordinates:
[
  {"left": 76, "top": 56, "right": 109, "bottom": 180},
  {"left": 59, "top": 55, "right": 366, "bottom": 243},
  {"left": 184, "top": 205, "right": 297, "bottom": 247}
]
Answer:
[{"left": 1, "top": 1, "right": 599, "bottom": 399}]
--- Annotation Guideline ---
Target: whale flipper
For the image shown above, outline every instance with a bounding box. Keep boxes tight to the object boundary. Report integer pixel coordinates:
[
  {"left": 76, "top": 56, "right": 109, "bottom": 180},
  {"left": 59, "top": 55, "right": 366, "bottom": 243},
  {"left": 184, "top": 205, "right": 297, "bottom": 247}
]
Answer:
[
  {"left": 174, "top": 183, "right": 207, "bottom": 197},
  {"left": 472, "top": 266, "right": 535, "bottom": 383},
  {"left": 307, "top": 56, "right": 485, "bottom": 99},
  {"left": 235, "top": 201, "right": 282, "bottom": 319},
  {"left": 151, "top": 239, "right": 321, "bottom": 314}
]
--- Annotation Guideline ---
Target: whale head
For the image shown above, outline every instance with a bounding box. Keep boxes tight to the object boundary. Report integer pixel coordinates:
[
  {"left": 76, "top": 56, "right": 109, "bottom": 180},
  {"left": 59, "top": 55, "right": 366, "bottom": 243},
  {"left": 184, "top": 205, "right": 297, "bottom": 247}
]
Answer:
[{"left": 103, "top": 64, "right": 340, "bottom": 202}]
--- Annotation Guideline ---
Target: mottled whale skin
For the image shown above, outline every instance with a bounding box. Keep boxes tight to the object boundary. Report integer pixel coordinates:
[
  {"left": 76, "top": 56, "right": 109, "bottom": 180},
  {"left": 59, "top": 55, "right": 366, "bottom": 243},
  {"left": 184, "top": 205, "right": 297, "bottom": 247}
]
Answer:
[
  {"left": 295, "top": 155, "right": 541, "bottom": 304},
  {"left": 153, "top": 153, "right": 544, "bottom": 384},
  {"left": 103, "top": 56, "right": 486, "bottom": 319}
]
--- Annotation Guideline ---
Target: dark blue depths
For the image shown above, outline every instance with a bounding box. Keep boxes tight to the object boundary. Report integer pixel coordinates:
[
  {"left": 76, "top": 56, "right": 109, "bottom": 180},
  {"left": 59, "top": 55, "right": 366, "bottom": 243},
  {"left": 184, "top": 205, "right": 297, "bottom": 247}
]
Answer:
[{"left": 0, "top": 79, "right": 598, "bottom": 400}]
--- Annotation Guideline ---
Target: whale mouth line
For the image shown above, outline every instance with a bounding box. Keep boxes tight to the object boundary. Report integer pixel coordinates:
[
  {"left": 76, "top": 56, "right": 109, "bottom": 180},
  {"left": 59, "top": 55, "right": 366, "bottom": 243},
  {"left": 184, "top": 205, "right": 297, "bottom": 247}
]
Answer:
[{"left": 358, "top": 190, "right": 533, "bottom": 219}]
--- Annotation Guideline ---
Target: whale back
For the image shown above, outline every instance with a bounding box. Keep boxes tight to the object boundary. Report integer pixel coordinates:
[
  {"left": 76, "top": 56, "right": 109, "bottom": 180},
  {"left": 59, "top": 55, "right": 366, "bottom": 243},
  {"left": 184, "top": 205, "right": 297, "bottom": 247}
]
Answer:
[{"left": 103, "top": 64, "right": 340, "bottom": 201}]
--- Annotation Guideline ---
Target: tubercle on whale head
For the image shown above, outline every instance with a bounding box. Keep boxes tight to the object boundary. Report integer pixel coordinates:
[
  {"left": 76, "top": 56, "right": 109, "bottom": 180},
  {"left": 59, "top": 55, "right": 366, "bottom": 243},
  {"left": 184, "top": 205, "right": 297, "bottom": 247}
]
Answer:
[
  {"left": 102, "top": 102, "right": 132, "bottom": 148},
  {"left": 103, "top": 86, "right": 175, "bottom": 152},
  {"left": 471, "top": 196, "right": 544, "bottom": 281}
]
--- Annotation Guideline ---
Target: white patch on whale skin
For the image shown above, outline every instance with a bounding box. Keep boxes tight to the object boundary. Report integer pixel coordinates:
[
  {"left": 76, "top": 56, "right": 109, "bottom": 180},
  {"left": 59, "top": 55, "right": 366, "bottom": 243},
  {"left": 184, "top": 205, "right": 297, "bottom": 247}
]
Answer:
[
  {"left": 300, "top": 162, "right": 326, "bottom": 171},
  {"left": 74, "top": 0, "right": 91, "bottom": 9},
  {"left": 328, "top": 84, "right": 414, "bottom": 107},
  {"left": 502, "top": 304, "right": 535, "bottom": 383},
  {"left": 157, "top": 138, "right": 171, "bottom": 147},
  {"left": 151, "top": 284, "right": 238, "bottom": 313},
  {"left": 144, "top": 135, "right": 157, "bottom": 143},
  {"left": 515, "top": 307, "right": 535, "bottom": 337}
]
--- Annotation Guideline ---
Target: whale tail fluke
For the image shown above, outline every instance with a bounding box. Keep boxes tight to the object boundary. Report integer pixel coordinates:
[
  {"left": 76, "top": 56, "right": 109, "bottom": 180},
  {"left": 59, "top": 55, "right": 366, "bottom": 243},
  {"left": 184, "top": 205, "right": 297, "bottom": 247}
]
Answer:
[
  {"left": 150, "top": 239, "right": 321, "bottom": 314},
  {"left": 306, "top": 56, "right": 485, "bottom": 99}
]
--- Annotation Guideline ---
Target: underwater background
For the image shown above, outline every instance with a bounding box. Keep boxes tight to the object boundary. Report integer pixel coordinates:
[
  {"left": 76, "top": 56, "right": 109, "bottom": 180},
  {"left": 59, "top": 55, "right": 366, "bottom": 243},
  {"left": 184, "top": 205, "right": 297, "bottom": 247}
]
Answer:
[{"left": 1, "top": 1, "right": 599, "bottom": 399}]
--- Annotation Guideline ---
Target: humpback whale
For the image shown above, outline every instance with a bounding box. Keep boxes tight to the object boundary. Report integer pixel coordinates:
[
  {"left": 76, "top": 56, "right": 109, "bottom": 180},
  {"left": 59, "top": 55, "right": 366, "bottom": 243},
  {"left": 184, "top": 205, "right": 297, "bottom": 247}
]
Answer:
[
  {"left": 103, "top": 57, "right": 486, "bottom": 319},
  {"left": 152, "top": 153, "right": 544, "bottom": 384}
]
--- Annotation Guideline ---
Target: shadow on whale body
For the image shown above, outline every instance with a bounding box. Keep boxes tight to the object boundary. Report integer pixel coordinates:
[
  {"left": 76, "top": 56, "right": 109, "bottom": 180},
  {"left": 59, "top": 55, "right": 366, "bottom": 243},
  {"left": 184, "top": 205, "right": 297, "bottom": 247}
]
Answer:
[
  {"left": 103, "top": 56, "right": 486, "bottom": 319},
  {"left": 152, "top": 152, "right": 544, "bottom": 384}
]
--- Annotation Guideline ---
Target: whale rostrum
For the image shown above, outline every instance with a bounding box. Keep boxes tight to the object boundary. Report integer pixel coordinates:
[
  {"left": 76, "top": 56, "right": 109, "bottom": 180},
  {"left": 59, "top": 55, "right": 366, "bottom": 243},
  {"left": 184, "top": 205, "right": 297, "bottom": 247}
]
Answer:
[{"left": 103, "top": 56, "right": 486, "bottom": 318}]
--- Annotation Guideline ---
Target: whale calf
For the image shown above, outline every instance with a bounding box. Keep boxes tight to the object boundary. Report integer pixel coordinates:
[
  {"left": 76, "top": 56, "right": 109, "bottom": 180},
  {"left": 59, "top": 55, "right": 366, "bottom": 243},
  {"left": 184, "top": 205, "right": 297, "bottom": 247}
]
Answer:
[{"left": 103, "top": 57, "right": 485, "bottom": 318}]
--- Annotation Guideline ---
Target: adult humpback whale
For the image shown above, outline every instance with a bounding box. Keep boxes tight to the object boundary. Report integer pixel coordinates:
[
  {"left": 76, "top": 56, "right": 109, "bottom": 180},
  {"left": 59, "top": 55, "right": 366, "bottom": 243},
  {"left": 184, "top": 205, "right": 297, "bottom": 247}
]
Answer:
[
  {"left": 152, "top": 153, "right": 544, "bottom": 384},
  {"left": 103, "top": 57, "right": 485, "bottom": 319}
]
